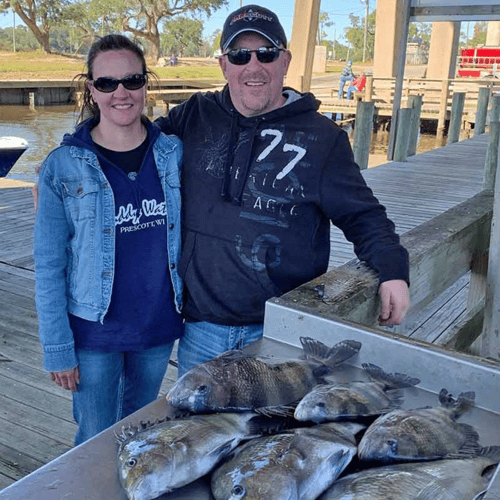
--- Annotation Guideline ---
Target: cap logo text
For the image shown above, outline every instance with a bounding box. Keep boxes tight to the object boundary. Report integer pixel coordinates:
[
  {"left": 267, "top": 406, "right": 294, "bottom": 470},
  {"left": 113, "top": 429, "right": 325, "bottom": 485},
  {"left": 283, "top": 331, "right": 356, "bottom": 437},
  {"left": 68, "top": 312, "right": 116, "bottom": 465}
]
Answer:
[{"left": 230, "top": 8, "right": 273, "bottom": 25}]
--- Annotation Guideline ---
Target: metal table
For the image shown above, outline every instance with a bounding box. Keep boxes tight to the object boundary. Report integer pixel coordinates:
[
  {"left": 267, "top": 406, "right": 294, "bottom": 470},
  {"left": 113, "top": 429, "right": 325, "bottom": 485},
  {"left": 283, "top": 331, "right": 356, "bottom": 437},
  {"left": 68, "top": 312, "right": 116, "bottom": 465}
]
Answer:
[{"left": 2, "top": 304, "right": 499, "bottom": 499}]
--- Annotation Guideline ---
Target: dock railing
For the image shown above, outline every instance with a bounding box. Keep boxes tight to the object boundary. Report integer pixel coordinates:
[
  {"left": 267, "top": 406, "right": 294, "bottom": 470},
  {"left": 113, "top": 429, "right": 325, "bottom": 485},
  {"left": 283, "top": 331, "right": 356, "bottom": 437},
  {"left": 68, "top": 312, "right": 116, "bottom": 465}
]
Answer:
[
  {"left": 271, "top": 126, "right": 500, "bottom": 361},
  {"left": 320, "top": 76, "right": 497, "bottom": 128}
]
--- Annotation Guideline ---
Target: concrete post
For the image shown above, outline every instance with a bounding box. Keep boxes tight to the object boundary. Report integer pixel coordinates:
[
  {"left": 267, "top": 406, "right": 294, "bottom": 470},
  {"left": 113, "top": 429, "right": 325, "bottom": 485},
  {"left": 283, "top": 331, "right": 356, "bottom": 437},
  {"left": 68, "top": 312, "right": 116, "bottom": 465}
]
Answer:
[
  {"left": 373, "top": 0, "right": 406, "bottom": 78},
  {"left": 427, "top": 22, "right": 461, "bottom": 80},
  {"left": 286, "top": 0, "right": 321, "bottom": 92},
  {"left": 486, "top": 21, "right": 500, "bottom": 46}
]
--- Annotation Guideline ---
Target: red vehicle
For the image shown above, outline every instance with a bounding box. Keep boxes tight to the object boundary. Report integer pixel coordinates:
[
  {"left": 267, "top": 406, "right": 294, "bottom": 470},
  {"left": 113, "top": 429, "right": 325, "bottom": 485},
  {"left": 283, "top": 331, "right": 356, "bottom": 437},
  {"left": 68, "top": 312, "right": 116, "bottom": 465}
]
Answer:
[{"left": 457, "top": 47, "right": 500, "bottom": 78}]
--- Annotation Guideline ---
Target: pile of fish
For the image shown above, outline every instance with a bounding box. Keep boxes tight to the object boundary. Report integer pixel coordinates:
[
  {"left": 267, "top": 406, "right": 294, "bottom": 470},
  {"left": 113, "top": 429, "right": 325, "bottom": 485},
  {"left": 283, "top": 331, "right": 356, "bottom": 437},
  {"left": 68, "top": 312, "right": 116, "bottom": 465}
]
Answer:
[{"left": 115, "top": 336, "right": 499, "bottom": 500}]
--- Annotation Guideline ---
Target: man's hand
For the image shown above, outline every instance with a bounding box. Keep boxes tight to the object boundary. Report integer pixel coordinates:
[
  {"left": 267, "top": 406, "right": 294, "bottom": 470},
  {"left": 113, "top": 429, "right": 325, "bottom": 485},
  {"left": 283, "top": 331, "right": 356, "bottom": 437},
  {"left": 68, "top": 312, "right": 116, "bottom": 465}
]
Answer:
[
  {"left": 50, "top": 367, "right": 80, "bottom": 392},
  {"left": 378, "top": 279, "right": 410, "bottom": 326}
]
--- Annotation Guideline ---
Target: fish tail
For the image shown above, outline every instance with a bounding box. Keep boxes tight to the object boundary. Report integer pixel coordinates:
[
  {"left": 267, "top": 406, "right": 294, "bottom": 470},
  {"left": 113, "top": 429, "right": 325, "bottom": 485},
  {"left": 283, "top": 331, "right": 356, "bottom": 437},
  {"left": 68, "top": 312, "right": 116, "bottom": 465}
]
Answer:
[
  {"left": 299, "top": 337, "right": 362, "bottom": 368},
  {"left": 361, "top": 363, "right": 420, "bottom": 389},
  {"left": 438, "top": 388, "right": 475, "bottom": 417}
]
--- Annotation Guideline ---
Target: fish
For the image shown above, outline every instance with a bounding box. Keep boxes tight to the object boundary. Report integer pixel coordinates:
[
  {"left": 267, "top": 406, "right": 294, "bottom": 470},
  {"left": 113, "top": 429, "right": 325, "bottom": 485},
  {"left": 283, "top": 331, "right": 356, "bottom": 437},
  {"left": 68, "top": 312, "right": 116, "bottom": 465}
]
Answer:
[
  {"left": 317, "top": 446, "right": 500, "bottom": 500},
  {"left": 294, "top": 362, "right": 420, "bottom": 423},
  {"left": 358, "top": 388, "right": 481, "bottom": 464},
  {"left": 116, "top": 412, "right": 284, "bottom": 500},
  {"left": 211, "top": 421, "right": 365, "bottom": 500},
  {"left": 166, "top": 337, "right": 362, "bottom": 414}
]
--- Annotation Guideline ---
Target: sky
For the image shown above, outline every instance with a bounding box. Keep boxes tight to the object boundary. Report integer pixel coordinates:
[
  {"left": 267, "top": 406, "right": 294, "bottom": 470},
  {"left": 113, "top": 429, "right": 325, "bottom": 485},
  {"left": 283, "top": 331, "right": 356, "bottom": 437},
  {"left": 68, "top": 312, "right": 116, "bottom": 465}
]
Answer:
[{"left": 0, "top": 0, "right": 370, "bottom": 44}]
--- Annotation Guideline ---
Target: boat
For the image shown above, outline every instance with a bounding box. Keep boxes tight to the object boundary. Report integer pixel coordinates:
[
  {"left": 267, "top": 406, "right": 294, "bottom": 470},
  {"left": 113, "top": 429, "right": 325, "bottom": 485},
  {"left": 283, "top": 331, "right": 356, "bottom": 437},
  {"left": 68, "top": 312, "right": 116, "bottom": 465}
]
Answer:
[{"left": 0, "top": 136, "right": 29, "bottom": 177}]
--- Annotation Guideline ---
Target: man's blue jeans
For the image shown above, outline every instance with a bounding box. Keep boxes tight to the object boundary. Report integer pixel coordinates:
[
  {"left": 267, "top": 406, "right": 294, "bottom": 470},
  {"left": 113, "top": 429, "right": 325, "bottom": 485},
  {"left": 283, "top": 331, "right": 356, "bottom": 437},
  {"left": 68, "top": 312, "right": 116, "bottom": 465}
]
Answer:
[
  {"left": 72, "top": 342, "right": 174, "bottom": 446},
  {"left": 346, "top": 84, "right": 358, "bottom": 100},
  {"left": 177, "top": 322, "right": 264, "bottom": 377},
  {"left": 338, "top": 75, "right": 354, "bottom": 98}
]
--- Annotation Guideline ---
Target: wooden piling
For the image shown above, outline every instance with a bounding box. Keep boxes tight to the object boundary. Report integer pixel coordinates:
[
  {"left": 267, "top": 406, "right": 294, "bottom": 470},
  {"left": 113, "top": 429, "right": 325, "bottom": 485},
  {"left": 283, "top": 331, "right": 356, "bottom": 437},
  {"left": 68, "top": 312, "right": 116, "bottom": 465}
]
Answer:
[
  {"left": 447, "top": 92, "right": 465, "bottom": 144},
  {"left": 475, "top": 87, "right": 490, "bottom": 136},
  {"left": 484, "top": 122, "right": 500, "bottom": 189},
  {"left": 490, "top": 94, "right": 500, "bottom": 123},
  {"left": 437, "top": 79, "right": 450, "bottom": 141},
  {"left": 364, "top": 76, "right": 374, "bottom": 102},
  {"left": 393, "top": 107, "right": 413, "bottom": 162},
  {"left": 353, "top": 101, "right": 375, "bottom": 170},
  {"left": 407, "top": 95, "right": 422, "bottom": 157}
]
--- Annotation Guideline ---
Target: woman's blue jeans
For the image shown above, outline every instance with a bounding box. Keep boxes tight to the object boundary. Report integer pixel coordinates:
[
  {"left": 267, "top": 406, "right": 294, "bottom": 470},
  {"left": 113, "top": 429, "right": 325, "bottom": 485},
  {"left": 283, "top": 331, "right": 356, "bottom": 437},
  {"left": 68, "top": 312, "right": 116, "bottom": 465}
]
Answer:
[
  {"left": 177, "top": 322, "right": 264, "bottom": 377},
  {"left": 72, "top": 342, "right": 174, "bottom": 446}
]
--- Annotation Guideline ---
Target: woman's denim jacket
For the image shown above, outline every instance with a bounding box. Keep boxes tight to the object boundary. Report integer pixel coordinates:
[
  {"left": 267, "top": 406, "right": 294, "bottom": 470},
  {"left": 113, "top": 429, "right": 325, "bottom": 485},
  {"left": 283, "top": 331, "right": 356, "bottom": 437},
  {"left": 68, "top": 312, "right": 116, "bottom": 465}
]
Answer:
[{"left": 34, "top": 132, "right": 183, "bottom": 372}]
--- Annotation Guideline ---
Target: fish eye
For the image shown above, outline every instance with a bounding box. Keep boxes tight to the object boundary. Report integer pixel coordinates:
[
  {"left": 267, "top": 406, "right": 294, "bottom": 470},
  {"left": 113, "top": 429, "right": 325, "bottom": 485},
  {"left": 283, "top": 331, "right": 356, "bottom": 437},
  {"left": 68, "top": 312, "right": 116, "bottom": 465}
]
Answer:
[
  {"left": 127, "top": 457, "right": 138, "bottom": 467},
  {"left": 197, "top": 385, "right": 208, "bottom": 393},
  {"left": 316, "top": 402, "right": 326, "bottom": 408},
  {"left": 231, "top": 485, "right": 245, "bottom": 497},
  {"left": 387, "top": 439, "right": 398, "bottom": 453}
]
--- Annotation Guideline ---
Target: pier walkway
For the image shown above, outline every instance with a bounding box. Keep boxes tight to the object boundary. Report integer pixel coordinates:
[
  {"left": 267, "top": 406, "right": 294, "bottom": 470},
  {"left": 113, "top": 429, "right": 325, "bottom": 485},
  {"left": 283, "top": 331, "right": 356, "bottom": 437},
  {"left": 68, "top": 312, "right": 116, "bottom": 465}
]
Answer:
[{"left": 0, "top": 132, "right": 490, "bottom": 490}]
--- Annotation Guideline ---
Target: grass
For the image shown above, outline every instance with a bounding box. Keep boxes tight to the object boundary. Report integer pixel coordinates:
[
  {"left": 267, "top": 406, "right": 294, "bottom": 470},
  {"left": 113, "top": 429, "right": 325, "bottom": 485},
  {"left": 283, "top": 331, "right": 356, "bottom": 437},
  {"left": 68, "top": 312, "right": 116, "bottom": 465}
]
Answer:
[{"left": 0, "top": 50, "right": 225, "bottom": 81}]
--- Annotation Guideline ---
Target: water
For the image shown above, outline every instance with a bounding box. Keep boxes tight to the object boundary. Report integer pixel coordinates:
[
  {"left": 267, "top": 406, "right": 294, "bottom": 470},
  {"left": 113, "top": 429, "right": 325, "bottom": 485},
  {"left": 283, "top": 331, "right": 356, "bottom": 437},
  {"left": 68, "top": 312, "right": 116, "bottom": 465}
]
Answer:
[{"left": 0, "top": 105, "right": 448, "bottom": 184}]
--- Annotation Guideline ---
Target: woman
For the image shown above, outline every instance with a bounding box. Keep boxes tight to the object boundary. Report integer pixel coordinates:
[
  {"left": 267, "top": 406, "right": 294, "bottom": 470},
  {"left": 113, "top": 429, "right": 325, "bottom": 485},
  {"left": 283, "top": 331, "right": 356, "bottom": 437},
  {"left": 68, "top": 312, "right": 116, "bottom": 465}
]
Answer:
[{"left": 34, "top": 35, "right": 183, "bottom": 445}]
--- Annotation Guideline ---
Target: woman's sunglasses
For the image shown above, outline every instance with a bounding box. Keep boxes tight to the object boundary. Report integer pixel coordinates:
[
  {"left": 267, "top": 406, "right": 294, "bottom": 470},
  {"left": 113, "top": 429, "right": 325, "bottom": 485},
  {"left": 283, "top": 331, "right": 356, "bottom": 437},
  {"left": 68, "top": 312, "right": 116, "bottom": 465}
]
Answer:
[
  {"left": 223, "top": 47, "right": 285, "bottom": 66},
  {"left": 92, "top": 73, "right": 147, "bottom": 93}
]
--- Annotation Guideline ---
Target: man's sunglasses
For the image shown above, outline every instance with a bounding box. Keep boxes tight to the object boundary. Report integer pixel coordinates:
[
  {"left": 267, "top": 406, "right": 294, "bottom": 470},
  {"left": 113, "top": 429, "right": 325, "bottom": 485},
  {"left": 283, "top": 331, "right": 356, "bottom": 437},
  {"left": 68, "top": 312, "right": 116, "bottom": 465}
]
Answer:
[
  {"left": 92, "top": 74, "right": 147, "bottom": 93},
  {"left": 223, "top": 47, "right": 285, "bottom": 66}
]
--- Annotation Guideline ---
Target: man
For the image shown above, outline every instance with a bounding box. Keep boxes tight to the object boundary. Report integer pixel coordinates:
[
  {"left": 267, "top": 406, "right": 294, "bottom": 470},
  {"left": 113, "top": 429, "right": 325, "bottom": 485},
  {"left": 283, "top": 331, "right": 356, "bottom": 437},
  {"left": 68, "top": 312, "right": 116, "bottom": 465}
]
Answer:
[
  {"left": 337, "top": 60, "right": 355, "bottom": 99},
  {"left": 346, "top": 72, "right": 367, "bottom": 100},
  {"left": 156, "top": 4, "right": 410, "bottom": 377}
]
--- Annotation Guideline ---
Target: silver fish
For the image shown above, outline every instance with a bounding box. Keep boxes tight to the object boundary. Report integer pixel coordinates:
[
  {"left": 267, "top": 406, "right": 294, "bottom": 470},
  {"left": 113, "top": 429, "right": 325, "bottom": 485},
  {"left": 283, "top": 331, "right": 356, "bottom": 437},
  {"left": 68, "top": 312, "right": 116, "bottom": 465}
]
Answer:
[
  {"left": 211, "top": 421, "right": 365, "bottom": 500},
  {"left": 358, "top": 388, "right": 481, "bottom": 463},
  {"left": 116, "top": 412, "right": 280, "bottom": 500},
  {"left": 166, "top": 337, "right": 362, "bottom": 413},
  {"left": 317, "top": 446, "right": 500, "bottom": 500},
  {"left": 294, "top": 362, "right": 420, "bottom": 423}
]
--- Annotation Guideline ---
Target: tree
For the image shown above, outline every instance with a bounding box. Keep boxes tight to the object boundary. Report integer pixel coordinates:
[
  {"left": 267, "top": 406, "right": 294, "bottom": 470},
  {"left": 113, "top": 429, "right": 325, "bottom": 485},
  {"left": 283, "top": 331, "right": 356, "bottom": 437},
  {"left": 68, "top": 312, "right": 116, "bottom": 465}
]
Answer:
[
  {"left": 317, "top": 11, "right": 332, "bottom": 45},
  {"left": 344, "top": 10, "right": 375, "bottom": 62},
  {"left": 161, "top": 16, "right": 202, "bottom": 57},
  {"left": 469, "top": 21, "right": 487, "bottom": 47},
  {"left": 0, "top": 0, "right": 68, "bottom": 53},
  {"left": 120, "top": 0, "right": 227, "bottom": 62}
]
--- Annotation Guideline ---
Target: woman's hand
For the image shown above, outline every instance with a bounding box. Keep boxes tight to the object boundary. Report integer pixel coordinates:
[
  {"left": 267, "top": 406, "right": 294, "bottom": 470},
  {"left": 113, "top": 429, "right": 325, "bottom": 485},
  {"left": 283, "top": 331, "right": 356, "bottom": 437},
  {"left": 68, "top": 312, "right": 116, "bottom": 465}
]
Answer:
[{"left": 50, "top": 367, "right": 80, "bottom": 392}]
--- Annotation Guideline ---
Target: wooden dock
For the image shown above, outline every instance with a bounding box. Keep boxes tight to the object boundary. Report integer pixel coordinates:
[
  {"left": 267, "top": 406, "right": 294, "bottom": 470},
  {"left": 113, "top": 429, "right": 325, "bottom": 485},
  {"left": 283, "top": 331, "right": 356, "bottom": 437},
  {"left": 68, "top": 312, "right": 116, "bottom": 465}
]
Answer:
[{"left": 0, "top": 132, "right": 491, "bottom": 490}]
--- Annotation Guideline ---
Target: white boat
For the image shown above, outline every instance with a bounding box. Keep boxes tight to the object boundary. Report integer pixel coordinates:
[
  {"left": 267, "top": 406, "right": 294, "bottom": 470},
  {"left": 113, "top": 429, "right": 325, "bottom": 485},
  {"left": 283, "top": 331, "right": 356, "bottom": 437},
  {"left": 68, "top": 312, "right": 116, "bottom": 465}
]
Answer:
[{"left": 0, "top": 136, "right": 29, "bottom": 177}]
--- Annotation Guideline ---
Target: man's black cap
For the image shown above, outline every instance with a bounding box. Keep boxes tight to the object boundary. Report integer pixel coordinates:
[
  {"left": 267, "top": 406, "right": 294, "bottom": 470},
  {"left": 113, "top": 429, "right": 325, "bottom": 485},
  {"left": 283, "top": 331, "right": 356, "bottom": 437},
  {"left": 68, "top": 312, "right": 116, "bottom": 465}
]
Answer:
[{"left": 220, "top": 5, "right": 287, "bottom": 51}]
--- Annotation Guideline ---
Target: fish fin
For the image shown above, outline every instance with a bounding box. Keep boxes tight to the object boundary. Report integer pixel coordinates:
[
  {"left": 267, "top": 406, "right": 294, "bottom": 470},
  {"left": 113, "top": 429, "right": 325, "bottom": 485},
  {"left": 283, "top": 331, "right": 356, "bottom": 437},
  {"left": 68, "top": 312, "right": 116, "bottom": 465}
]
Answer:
[
  {"left": 478, "top": 445, "right": 500, "bottom": 464},
  {"left": 414, "top": 477, "right": 462, "bottom": 500},
  {"left": 361, "top": 363, "right": 420, "bottom": 389},
  {"left": 114, "top": 418, "right": 169, "bottom": 447},
  {"left": 443, "top": 423, "right": 482, "bottom": 458},
  {"left": 209, "top": 440, "right": 236, "bottom": 461},
  {"left": 384, "top": 388, "right": 406, "bottom": 410},
  {"left": 255, "top": 404, "right": 297, "bottom": 419}
]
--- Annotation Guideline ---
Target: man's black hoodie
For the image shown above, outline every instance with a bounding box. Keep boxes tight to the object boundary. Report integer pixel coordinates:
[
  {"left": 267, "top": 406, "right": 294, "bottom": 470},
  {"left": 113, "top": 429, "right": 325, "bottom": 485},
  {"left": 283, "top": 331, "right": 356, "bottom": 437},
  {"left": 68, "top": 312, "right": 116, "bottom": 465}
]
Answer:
[{"left": 156, "top": 86, "right": 409, "bottom": 325}]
